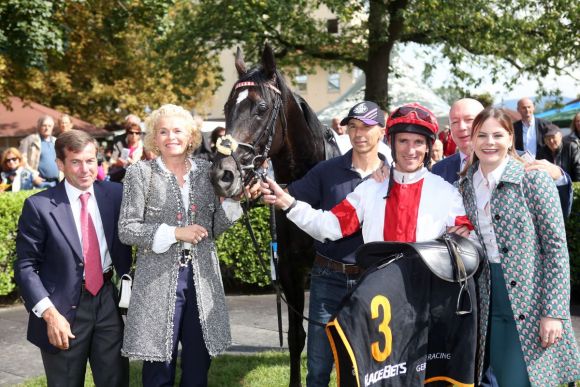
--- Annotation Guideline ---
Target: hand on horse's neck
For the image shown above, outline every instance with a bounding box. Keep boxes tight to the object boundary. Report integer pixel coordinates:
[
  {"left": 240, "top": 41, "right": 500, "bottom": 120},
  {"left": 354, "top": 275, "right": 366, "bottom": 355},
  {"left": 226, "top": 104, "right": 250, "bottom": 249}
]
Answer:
[{"left": 351, "top": 151, "right": 382, "bottom": 174}]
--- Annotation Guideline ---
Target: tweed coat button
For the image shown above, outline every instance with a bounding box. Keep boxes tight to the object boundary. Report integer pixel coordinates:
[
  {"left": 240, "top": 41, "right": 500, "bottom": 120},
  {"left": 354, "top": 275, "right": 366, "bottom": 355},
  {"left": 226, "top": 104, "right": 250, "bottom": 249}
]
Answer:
[
  {"left": 502, "top": 247, "right": 508, "bottom": 253},
  {"left": 78, "top": 262, "right": 84, "bottom": 267},
  {"left": 518, "top": 314, "right": 525, "bottom": 320},
  {"left": 510, "top": 280, "right": 516, "bottom": 287},
  {"left": 71, "top": 305, "right": 77, "bottom": 309},
  {"left": 494, "top": 214, "right": 501, "bottom": 220}
]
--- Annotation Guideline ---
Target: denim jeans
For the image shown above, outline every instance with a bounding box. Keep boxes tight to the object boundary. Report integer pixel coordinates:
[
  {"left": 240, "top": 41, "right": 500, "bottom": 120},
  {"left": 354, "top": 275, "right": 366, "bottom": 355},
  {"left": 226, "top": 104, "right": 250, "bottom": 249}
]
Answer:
[{"left": 306, "top": 263, "right": 359, "bottom": 387}]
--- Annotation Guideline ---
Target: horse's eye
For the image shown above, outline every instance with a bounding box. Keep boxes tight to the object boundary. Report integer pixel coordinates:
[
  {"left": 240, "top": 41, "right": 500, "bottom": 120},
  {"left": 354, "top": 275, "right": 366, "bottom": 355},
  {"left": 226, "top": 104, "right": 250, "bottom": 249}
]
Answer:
[{"left": 256, "top": 101, "right": 268, "bottom": 114}]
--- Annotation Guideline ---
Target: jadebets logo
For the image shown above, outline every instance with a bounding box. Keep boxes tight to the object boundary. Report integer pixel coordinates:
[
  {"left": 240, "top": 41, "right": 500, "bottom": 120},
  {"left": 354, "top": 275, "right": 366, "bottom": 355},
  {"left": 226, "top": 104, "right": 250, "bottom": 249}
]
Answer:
[{"left": 364, "top": 362, "right": 407, "bottom": 386}]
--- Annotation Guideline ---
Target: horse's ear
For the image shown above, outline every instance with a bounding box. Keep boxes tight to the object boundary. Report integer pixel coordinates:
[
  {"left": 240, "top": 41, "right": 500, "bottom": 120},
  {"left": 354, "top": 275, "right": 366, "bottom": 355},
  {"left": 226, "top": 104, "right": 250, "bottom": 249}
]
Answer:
[
  {"left": 261, "top": 43, "right": 276, "bottom": 79},
  {"left": 235, "top": 47, "right": 247, "bottom": 77}
]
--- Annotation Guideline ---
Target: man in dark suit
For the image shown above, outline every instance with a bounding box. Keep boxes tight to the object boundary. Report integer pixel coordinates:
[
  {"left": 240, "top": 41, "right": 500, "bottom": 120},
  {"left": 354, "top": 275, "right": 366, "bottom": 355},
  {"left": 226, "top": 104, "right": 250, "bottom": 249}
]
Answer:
[
  {"left": 15, "top": 130, "right": 132, "bottom": 387},
  {"left": 514, "top": 97, "right": 550, "bottom": 157},
  {"left": 431, "top": 98, "right": 573, "bottom": 218}
]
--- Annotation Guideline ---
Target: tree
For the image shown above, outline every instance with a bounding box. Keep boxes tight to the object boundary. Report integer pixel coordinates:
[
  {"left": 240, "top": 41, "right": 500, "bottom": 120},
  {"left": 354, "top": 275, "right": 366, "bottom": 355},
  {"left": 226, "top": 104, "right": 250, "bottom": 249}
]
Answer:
[
  {"left": 0, "top": 0, "right": 220, "bottom": 125},
  {"left": 178, "top": 0, "right": 579, "bottom": 110}
]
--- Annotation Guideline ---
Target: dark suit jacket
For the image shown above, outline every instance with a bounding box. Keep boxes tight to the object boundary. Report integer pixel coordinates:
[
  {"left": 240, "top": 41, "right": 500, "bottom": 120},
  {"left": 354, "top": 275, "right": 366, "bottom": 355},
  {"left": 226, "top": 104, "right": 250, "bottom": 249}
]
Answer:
[
  {"left": 14, "top": 181, "right": 132, "bottom": 353},
  {"left": 431, "top": 153, "right": 462, "bottom": 184},
  {"left": 513, "top": 117, "right": 550, "bottom": 155},
  {"left": 431, "top": 152, "right": 573, "bottom": 219}
]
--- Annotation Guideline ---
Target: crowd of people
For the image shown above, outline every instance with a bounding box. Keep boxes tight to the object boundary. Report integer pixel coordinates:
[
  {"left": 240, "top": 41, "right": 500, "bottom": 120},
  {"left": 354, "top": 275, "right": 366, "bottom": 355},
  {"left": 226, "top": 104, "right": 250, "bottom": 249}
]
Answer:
[{"left": 8, "top": 96, "right": 580, "bottom": 387}]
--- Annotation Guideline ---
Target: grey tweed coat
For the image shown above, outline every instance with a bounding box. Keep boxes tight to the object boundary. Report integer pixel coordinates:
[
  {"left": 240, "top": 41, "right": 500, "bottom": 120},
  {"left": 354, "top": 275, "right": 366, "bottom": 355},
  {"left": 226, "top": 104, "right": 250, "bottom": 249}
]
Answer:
[
  {"left": 458, "top": 157, "right": 580, "bottom": 386},
  {"left": 118, "top": 158, "right": 237, "bottom": 361}
]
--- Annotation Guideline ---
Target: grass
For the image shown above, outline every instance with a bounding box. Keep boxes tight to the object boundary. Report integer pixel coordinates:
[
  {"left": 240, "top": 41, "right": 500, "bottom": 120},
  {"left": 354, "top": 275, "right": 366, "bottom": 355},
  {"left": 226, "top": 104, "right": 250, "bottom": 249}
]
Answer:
[{"left": 19, "top": 351, "right": 337, "bottom": 387}]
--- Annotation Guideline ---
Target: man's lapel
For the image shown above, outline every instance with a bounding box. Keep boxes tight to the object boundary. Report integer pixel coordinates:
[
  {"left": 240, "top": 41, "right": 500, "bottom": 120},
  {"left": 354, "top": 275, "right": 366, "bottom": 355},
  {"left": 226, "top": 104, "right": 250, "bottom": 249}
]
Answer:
[{"left": 94, "top": 182, "right": 114, "bottom": 251}]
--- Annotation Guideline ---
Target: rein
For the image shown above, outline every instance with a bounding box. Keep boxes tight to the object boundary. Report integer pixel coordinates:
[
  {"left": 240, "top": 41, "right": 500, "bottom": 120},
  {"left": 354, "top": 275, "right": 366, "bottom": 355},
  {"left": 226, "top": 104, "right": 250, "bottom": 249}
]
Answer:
[
  {"left": 218, "top": 80, "right": 326, "bottom": 328},
  {"left": 219, "top": 80, "right": 286, "bottom": 186}
]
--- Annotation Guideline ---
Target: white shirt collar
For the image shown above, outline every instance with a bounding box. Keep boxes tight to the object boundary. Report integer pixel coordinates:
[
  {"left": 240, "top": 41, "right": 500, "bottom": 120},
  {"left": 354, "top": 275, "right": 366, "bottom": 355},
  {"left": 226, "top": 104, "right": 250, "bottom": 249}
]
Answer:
[
  {"left": 473, "top": 156, "right": 510, "bottom": 190},
  {"left": 64, "top": 179, "right": 95, "bottom": 202},
  {"left": 392, "top": 166, "right": 428, "bottom": 184}
]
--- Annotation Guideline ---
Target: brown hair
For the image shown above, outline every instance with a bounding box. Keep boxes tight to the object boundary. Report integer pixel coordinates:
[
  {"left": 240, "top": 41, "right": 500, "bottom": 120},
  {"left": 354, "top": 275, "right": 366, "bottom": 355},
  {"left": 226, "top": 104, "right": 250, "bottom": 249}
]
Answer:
[
  {"left": 460, "top": 107, "right": 524, "bottom": 177},
  {"left": 55, "top": 130, "right": 98, "bottom": 161},
  {"left": 1, "top": 147, "right": 22, "bottom": 172}
]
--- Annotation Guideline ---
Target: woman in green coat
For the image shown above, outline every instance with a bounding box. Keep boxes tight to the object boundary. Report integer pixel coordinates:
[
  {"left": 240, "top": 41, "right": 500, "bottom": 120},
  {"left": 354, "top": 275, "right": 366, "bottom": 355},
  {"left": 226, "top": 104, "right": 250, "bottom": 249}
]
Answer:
[{"left": 458, "top": 107, "right": 580, "bottom": 386}]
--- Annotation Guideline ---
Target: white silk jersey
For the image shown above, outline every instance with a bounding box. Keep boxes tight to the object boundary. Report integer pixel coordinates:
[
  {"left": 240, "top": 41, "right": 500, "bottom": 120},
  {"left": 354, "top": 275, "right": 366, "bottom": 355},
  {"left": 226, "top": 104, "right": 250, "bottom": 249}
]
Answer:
[{"left": 286, "top": 167, "right": 471, "bottom": 244}]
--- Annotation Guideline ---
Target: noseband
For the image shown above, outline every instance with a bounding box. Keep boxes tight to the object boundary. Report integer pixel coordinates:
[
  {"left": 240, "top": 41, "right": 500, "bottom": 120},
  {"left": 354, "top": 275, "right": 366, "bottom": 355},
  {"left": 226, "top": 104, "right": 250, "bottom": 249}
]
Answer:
[{"left": 217, "top": 80, "right": 286, "bottom": 186}]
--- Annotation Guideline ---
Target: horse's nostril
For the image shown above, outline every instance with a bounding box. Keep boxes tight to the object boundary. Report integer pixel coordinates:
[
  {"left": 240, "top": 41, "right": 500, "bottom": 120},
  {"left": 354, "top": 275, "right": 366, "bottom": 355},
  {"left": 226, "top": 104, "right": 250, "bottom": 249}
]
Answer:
[{"left": 221, "top": 170, "right": 234, "bottom": 183}]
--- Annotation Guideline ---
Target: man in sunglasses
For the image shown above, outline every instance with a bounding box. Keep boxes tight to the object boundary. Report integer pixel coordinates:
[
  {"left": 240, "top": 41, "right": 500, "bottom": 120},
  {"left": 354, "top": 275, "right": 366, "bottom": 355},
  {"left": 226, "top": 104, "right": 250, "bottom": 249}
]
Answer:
[{"left": 432, "top": 98, "right": 572, "bottom": 218}]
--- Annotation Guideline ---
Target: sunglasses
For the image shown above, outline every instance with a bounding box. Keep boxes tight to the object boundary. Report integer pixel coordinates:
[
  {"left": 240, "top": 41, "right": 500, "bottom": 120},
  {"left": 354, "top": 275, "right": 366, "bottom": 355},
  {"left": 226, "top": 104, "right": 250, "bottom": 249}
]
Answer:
[
  {"left": 391, "top": 106, "right": 436, "bottom": 124},
  {"left": 5, "top": 157, "right": 19, "bottom": 163},
  {"left": 127, "top": 131, "right": 142, "bottom": 136}
]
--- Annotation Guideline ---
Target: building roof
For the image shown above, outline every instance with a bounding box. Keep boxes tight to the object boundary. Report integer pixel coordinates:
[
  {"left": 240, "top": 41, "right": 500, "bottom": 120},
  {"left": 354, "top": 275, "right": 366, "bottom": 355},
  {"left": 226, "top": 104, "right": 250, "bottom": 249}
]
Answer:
[{"left": 0, "top": 97, "right": 109, "bottom": 138}]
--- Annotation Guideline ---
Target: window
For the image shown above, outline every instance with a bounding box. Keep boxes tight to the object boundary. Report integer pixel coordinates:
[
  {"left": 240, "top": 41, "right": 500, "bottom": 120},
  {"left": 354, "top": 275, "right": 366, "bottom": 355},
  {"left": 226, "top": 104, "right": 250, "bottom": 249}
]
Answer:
[
  {"left": 328, "top": 72, "right": 340, "bottom": 93},
  {"left": 295, "top": 75, "right": 308, "bottom": 92},
  {"left": 327, "top": 19, "right": 338, "bottom": 34}
]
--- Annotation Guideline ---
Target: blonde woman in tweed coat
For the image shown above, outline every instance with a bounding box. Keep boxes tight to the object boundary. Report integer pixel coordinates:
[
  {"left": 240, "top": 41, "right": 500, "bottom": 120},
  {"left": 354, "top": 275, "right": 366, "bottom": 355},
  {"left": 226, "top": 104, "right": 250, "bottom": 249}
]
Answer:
[
  {"left": 458, "top": 107, "right": 580, "bottom": 386},
  {"left": 118, "top": 104, "right": 242, "bottom": 387}
]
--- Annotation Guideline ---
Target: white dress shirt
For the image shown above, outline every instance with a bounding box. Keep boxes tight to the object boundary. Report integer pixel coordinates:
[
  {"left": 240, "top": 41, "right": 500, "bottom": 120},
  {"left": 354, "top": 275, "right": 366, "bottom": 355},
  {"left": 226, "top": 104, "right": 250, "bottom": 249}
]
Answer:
[
  {"left": 522, "top": 117, "right": 537, "bottom": 157},
  {"left": 472, "top": 157, "right": 510, "bottom": 264},
  {"left": 32, "top": 180, "right": 113, "bottom": 317}
]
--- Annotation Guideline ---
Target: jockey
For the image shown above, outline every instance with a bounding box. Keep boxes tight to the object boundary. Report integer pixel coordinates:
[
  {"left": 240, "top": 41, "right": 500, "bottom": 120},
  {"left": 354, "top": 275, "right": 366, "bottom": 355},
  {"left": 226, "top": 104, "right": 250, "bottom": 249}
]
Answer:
[{"left": 261, "top": 102, "right": 473, "bottom": 242}]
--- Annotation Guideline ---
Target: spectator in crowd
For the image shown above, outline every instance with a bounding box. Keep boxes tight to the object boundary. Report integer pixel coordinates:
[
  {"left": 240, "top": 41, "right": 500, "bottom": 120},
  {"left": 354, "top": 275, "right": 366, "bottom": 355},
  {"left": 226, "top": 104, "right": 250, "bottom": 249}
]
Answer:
[
  {"left": 431, "top": 98, "right": 573, "bottom": 218},
  {"left": 438, "top": 124, "right": 457, "bottom": 156},
  {"left": 514, "top": 97, "right": 550, "bottom": 158},
  {"left": 57, "top": 114, "right": 74, "bottom": 135},
  {"left": 565, "top": 112, "right": 580, "bottom": 144},
  {"left": 19, "top": 115, "right": 61, "bottom": 188},
  {"left": 210, "top": 126, "right": 226, "bottom": 153},
  {"left": 14, "top": 130, "right": 132, "bottom": 387},
  {"left": 458, "top": 107, "right": 580, "bottom": 386},
  {"left": 0, "top": 147, "right": 42, "bottom": 192},
  {"left": 431, "top": 138, "right": 444, "bottom": 163},
  {"left": 331, "top": 116, "right": 345, "bottom": 135},
  {"left": 537, "top": 124, "right": 580, "bottom": 182},
  {"left": 118, "top": 104, "right": 243, "bottom": 387},
  {"left": 108, "top": 120, "right": 144, "bottom": 182}
]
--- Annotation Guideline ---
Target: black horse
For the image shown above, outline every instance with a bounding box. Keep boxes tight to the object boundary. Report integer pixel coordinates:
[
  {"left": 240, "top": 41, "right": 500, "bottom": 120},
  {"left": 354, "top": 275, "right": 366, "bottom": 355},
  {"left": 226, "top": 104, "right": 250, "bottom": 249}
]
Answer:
[{"left": 210, "top": 44, "right": 340, "bottom": 386}]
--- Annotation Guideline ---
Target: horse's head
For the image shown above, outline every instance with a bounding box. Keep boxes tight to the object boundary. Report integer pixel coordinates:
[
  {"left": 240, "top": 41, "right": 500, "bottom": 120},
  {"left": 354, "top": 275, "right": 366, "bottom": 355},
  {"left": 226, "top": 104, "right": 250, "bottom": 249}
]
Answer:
[{"left": 210, "top": 44, "right": 288, "bottom": 197}]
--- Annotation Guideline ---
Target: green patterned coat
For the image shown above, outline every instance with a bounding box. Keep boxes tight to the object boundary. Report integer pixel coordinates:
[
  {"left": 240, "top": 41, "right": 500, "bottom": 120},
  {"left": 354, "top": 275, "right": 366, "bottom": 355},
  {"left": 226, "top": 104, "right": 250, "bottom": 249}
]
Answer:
[{"left": 458, "top": 157, "right": 580, "bottom": 386}]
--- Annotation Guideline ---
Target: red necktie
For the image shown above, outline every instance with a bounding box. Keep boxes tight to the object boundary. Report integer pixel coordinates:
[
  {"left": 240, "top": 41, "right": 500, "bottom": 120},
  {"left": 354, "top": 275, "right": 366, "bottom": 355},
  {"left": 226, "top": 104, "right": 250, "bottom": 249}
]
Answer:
[{"left": 79, "top": 192, "right": 103, "bottom": 295}]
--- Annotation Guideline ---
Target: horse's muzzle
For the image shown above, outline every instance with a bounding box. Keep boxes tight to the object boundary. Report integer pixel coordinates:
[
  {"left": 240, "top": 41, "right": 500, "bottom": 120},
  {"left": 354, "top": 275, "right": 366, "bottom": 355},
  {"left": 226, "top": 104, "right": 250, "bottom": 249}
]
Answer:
[{"left": 210, "top": 157, "right": 243, "bottom": 198}]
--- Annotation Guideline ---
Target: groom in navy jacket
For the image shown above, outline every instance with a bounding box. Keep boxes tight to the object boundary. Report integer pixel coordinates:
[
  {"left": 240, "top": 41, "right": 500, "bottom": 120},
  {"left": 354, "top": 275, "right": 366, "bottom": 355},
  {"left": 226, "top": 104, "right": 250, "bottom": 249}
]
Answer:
[{"left": 15, "top": 130, "right": 132, "bottom": 387}]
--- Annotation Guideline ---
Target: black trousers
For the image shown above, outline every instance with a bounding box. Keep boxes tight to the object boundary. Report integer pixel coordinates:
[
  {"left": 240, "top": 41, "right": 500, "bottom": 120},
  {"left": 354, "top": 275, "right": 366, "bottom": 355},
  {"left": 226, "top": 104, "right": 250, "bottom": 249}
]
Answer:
[{"left": 41, "top": 281, "right": 129, "bottom": 387}]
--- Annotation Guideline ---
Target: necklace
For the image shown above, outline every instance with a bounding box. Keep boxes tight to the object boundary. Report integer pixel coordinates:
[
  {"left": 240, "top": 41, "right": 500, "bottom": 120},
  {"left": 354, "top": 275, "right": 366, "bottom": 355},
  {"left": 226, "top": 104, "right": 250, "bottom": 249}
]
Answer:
[{"left": 158, "top": 157, "right": 198, "bottom": 266}]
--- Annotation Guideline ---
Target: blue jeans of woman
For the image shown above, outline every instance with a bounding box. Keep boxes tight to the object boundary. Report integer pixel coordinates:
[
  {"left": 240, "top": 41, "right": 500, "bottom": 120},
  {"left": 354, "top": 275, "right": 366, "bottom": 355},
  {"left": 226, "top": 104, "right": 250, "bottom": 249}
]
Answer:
[{"left": 306, "top": 263, "right": 359, "bottom": 387}]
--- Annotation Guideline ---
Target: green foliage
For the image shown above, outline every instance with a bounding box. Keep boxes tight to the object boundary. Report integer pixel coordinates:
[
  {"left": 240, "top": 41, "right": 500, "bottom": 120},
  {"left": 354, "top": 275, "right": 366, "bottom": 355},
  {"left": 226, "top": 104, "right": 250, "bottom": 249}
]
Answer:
[
  {"left": 0, "top": 190, "right": 39, "bottom": 295},
  {"left": 181, "top": 0, "right": 580, "bottom": 109},
  {"left": 216, "top": 205, "right": 272, "bottom": 288},
  {"left": 568, "top": 182, "right": 580, "bottom": 294}
]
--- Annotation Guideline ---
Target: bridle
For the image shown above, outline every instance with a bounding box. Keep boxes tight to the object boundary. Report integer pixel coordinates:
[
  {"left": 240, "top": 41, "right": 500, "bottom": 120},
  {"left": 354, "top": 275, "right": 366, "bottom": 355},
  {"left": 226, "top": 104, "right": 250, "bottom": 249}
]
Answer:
[{"left": 216, "top": 80, "right": 287, "bottom": 187}]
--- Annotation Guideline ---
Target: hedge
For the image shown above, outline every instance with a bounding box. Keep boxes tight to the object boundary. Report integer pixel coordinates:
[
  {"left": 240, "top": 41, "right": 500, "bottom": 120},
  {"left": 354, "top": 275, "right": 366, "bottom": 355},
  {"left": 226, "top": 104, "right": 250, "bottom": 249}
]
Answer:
[{"left": 0, "top": 184, "right": 579, "bottom": 297}]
